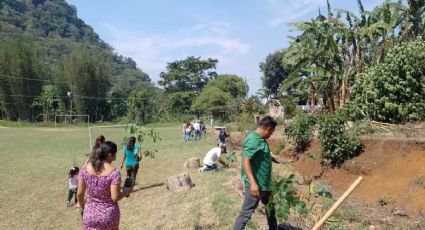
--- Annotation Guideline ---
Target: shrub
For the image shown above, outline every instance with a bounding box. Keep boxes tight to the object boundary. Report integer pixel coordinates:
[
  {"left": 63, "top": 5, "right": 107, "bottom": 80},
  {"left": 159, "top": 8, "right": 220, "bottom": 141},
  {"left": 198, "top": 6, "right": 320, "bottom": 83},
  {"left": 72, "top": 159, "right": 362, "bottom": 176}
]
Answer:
[
  {"left": 352, "top": 38, "right": 425, "bottom": 123},
  {"left": 317, "top": 113, "right": 363, "bottom": 166},
  {"left": 266, "top": 174, "right": 308, "bottom": 222},
  {"left": 285, "top": 114, "right": 315, "bottom": 153}
]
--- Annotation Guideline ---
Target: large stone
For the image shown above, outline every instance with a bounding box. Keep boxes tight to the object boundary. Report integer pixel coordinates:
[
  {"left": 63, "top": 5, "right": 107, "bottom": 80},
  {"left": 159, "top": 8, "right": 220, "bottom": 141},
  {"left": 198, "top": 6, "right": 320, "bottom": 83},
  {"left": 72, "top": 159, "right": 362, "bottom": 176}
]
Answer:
[{"left": 165, "top": 173, "right": 194, "bottom": 192}]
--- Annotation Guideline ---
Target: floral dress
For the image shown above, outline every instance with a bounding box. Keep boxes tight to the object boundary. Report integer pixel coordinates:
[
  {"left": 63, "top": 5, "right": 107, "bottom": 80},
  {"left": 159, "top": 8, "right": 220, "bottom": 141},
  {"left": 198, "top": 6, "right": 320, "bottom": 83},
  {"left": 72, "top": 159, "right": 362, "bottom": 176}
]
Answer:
[{"left": 80, "top": 167, "right": 121, "bottom": 230}]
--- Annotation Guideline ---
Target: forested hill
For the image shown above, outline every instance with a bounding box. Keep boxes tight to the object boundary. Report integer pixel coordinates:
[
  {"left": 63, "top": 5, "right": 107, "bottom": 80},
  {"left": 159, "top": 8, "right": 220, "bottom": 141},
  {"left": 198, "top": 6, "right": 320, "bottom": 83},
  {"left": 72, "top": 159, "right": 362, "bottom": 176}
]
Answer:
[
  {"left": 0, "top": 0, "right": 153, "bottom": 122},
  {"left": 0, "top": 0, "right": 150, "bottom": 83}
]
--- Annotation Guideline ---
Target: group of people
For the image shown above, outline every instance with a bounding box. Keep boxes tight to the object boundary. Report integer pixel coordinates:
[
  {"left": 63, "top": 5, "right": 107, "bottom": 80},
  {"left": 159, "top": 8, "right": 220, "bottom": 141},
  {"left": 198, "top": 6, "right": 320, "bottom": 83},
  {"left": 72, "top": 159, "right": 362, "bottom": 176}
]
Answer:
[
  {"left": 66, "top": 135, "right": 144, "bottom": 229},
  {"left": 70, "top": 115, "right": 280, "bottom": 230},
  {"left": 183, "top": 120, "right": 206, "bottom": 141}
]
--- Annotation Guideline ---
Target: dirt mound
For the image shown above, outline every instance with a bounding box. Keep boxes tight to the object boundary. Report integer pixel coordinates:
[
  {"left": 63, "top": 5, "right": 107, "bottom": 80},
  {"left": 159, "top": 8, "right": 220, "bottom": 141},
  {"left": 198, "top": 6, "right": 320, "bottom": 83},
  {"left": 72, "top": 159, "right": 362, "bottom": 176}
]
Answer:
[{"left": 294, "top": 138, "right": 425, "bottom": 213}]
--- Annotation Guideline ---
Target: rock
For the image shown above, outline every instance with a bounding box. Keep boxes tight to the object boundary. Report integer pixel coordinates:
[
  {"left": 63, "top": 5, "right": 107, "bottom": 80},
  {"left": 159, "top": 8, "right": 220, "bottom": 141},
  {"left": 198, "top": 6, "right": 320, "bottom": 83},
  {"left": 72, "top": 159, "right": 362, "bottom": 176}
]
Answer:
[
  {"left": 392, "top": 208, "right": 408, "bottom": 217},
  {"left": 165, "top": 173, "right": 194, "bottom": 192},
  {"left": 184, "top": 157, "right": 200, "bottom": 169},
  {"left": 381, "top": 217, "right": 391, "bottom": 225}
]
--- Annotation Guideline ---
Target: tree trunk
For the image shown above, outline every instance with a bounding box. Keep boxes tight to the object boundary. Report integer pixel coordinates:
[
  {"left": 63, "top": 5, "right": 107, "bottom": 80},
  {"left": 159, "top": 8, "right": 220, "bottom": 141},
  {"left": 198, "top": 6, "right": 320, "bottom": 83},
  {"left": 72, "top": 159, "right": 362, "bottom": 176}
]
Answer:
[
  {"left": 327, "top": 83, "right": 336, "bottom": 113},
  {"left": 165, "top": 173, "right": 194, "bottom": 192}
]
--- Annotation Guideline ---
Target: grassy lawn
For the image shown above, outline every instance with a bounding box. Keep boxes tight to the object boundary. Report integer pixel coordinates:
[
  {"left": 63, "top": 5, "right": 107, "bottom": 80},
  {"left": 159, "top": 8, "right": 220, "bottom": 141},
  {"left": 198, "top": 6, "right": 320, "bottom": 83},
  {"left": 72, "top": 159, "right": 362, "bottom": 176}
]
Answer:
[{"left": 0, "top": 125, "right": 267, "bottom": 229}]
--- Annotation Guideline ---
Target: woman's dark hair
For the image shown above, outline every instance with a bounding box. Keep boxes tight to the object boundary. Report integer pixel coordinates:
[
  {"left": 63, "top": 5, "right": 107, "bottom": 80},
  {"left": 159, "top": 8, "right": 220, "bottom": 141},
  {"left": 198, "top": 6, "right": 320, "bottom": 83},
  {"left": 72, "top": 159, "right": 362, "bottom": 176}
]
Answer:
[
  {"left": 89, "top": 141, "right": 117, "bottom": 173},
  {"left": 94, "top": 135, "right": 106, "bottom": 148},
  {"left": 257, "top": 116, "right": 277, "bottom": 129},
  {"left": 68, "top": 166, "right": 80, "bottom": 178},
  {"left": 127, "top": 136, "right": 136, "bottom": 151}
]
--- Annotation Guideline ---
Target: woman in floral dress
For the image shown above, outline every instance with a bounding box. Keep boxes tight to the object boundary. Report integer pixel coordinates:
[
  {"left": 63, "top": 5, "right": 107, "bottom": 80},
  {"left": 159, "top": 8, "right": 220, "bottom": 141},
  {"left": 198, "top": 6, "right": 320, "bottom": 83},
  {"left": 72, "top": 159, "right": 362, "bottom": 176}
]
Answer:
[{"left": 77, "top": 141, "right": 132, "bottom": 230}]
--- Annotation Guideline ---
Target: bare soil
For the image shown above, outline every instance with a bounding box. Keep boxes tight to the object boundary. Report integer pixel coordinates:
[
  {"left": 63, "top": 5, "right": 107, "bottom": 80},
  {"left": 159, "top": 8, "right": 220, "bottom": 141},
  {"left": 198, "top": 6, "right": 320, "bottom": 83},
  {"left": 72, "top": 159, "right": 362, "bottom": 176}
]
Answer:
[{"left": 290, "top": 137, "right": 425, "bottom": 228}]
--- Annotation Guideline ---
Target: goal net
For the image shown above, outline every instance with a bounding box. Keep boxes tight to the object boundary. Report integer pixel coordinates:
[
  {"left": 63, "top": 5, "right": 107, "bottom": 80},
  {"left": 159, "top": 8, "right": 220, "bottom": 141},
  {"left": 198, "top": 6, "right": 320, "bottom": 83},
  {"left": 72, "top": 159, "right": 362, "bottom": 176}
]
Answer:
[
  {"left": 54, "top": 114, "right": 90, "bottom": 128},
  {"left": 88, "top": 124, "right": 132, "bottom": 152}
]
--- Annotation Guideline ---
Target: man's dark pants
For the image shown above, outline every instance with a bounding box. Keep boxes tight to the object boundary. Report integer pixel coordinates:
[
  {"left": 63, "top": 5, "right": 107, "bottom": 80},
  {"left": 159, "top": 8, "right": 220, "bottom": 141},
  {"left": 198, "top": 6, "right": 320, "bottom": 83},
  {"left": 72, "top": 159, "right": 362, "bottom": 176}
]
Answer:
[{"left": 233, "top": 185, "right": 277, "bottom": 230}]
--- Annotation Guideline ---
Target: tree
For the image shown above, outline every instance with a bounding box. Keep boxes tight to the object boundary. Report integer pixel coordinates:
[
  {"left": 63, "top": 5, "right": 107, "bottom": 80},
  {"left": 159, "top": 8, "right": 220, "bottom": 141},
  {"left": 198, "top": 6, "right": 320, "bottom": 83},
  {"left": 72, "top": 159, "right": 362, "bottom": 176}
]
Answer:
[
  {"left": 260, "top": 50, "right": 288, "bottom": 99},
  {"left": 158, "top": 56, "right": 218, "bottom": 93},
  {"left": 127, "top": 86, "right": 156, "bottom": 124},
  {"left": 0, "top": 38, "right": 45, "bottom": 121},
  {"left": 202, "top": 74, "right": 248, "bottom": 114},
  {"left": 58, "top": 48, "right": 111, "bottom": 121},
  {"left": 191, "top": 87, "right": 233, "bottom": 117},
  {"left": 32, "top": 85, "right": 57, "bottom": 122},
  {"left": 167, "top": 91, "right": 197, "bottom": 114}
]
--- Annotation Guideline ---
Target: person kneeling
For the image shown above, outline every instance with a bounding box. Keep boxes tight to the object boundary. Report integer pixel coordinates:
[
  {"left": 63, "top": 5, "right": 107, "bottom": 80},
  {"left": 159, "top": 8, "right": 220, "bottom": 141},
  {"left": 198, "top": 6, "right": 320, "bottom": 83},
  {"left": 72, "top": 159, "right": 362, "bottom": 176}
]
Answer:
[{"left": 201, "top": 146, "right": 229, "bottom": 172}]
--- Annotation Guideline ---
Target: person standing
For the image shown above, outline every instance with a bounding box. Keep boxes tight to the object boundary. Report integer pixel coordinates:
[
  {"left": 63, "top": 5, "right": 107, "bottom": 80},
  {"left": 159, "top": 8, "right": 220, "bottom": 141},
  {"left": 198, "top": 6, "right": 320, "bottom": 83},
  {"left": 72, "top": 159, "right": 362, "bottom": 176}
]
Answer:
[
  {"left": 77, "top": 141, "right": 131, "bottom": 230},
  {"left": 184, "top": 122, "right": 192, "bottom": 141},
  {"left": 218, "top": 128, "right": 229, "bottom": 148},
  {"left": 233, "top": 116, "right": 279, "bottom": 230},
  {"left": 182, "top": 122, "right": 187, "bottom": 141},
  {"left": 66, "top": 167, "right": 79, "bottom": 207},
  {"left": 193, "top": 120, "right": 201, "bottom": 140},
  {"left": 121, "top": 137, "right": 142, "bottom": 186}
]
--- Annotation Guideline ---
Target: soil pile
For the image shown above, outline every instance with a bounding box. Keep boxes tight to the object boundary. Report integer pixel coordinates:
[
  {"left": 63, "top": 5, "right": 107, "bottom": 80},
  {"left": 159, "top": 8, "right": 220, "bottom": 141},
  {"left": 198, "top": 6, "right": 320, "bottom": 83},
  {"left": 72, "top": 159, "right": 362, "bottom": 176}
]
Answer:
[{"left": 294, "top": 138, "right": 425, "bottom": 213}]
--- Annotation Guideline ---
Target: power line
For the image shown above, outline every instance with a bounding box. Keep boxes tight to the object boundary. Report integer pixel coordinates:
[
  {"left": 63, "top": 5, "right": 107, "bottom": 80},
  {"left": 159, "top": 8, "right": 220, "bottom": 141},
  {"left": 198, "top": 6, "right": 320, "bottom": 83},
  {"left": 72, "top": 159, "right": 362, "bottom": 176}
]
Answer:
[
  {"left": 0, "top": 93, "right": 130, "bottom": 101},
  {"left": 0, "top": 74, "right": 69, "bottom": 84}
]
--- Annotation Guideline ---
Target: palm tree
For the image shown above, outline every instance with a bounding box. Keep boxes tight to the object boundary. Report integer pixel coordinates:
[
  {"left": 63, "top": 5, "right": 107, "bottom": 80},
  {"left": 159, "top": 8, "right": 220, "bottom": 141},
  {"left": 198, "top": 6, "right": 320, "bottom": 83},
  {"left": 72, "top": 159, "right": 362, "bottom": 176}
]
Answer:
[{"left": 32, "top": 85, "right": 57, "bottom": 122}]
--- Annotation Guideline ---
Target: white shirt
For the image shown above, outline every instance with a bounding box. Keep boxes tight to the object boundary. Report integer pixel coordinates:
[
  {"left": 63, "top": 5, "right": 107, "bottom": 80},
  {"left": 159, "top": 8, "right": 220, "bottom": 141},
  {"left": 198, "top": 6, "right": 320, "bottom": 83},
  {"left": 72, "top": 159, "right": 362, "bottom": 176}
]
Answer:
[
  {"left": 69, "top": 175, "right": 78, "bottom": 189},
  {"left": 203, "top": 147, "right": 221, "bottom": 166},
  {"left": 193, "top": 122, "right": 201, "bottom": 131}
]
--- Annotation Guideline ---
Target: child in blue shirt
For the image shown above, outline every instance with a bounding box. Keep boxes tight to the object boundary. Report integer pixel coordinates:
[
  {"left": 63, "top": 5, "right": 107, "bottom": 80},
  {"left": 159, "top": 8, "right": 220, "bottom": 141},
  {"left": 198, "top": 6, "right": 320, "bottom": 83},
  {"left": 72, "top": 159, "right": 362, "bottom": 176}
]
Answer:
[{"left": 120, "top": 137, "right": 142, "bottom": 186}]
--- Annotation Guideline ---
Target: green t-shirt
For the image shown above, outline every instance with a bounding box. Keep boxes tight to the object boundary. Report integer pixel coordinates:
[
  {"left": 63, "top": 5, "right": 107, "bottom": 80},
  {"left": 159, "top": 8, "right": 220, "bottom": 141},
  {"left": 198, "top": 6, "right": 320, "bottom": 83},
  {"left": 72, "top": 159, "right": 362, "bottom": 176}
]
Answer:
[{"left": 240, "top": 131, "right": 272, "bottom": 191}]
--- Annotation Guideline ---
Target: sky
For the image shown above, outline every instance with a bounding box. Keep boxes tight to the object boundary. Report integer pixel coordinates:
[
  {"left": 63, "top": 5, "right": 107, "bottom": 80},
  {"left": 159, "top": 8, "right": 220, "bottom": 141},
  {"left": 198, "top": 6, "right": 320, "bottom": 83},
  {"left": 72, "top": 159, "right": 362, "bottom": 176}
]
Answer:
[{"left": 65, "top": 0, "right": 383, "bottom": 95}]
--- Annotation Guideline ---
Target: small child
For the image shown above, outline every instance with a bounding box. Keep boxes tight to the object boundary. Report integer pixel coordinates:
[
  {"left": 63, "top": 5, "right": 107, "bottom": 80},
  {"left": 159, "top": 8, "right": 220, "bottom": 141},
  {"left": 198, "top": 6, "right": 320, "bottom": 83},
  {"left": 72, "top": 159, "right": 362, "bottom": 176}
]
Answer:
[{"left": 67, "top": 167, "right": 79, "bottom": 207}]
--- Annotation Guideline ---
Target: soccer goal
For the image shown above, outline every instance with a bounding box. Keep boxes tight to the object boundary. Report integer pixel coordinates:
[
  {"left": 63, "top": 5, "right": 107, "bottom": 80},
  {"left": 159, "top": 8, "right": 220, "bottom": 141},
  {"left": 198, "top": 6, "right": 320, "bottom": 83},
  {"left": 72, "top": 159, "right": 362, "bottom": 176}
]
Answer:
[
  {"left": 88, "top": 124, "right": 132, "bottom": 151},
  {"left": 54, "top": 114, "right": 90, "bottom": 128}
]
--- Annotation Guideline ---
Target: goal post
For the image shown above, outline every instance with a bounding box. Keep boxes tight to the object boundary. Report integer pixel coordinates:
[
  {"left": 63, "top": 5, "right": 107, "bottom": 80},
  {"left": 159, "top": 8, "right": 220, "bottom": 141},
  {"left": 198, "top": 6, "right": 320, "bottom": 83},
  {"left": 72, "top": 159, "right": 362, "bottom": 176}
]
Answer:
[
  {"left": 54, "top": 114, "right": 90, "bottom": 128},
  {"left": 88, "top": 124, "right": 132, "bottom": 151}
]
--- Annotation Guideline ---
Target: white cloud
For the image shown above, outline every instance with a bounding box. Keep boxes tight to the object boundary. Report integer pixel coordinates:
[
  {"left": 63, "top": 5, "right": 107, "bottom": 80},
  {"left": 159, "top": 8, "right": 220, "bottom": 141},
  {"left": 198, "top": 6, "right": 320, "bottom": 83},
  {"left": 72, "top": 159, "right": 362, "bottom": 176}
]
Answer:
[
  {"left": 266, "top": 0, "right": 327, "bottom": 27},
  {"left": 101, "top": 22, "right": 250, "bottom": 81}
]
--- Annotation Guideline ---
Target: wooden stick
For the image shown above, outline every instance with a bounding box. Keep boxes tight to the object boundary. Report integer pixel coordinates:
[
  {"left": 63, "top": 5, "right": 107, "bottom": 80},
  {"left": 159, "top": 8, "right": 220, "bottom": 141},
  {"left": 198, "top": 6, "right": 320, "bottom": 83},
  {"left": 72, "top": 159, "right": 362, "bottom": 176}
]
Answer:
[{"left": 311, "top": 176, "right": 363, "bottom": 230}]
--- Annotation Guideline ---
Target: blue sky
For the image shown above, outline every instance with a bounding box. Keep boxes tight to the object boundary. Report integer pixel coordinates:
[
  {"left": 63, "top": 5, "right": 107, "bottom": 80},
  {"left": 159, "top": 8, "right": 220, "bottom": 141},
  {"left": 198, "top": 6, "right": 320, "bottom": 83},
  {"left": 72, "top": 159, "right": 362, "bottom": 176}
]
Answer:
[{"left": 65, "top": 0, "right": 383, "bottom": 94}]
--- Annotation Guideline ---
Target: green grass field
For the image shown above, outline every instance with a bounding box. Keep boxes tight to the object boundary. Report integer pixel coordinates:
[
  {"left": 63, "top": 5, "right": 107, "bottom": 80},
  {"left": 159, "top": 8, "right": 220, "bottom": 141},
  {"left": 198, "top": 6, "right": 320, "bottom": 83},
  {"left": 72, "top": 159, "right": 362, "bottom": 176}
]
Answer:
[{"left": 0, "top": 125, "right": 274, "bottom": 229}]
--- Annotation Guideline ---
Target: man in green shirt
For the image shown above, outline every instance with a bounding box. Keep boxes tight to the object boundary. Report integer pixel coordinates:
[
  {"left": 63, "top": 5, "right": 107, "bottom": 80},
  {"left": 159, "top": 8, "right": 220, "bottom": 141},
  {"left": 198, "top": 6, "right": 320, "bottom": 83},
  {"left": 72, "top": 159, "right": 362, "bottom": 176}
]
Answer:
[{"left": 234, "top": 116, "right": 279, "bottom": 230}]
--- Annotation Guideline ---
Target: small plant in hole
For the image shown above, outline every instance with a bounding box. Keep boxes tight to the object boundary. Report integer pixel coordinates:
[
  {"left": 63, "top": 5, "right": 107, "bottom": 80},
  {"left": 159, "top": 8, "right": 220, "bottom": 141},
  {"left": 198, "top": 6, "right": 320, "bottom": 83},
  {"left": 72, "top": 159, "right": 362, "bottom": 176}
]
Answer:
[
  {"left": 266, "top": 174, "right": 309, "bottom": 222},
  {"left": 316, "top": 184, "right": 333, "bottom": 198},
  {"left": 223, "top": 151, "right": 237, "bottom": 165},
  {"left": 378, "top": 197, "right": 389, "bottom": 207}
]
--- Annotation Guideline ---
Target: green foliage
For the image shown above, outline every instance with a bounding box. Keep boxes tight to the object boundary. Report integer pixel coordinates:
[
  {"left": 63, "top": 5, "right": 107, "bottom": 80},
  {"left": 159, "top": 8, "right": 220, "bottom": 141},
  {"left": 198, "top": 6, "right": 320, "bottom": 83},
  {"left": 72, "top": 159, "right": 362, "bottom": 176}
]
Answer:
[
  {"left": 167, "top": 91, "right": 197, "bottom": 114},
  {"left": 31, "top": 84, "right": 58, "bottom": 122},
  {"left": 123, "top": 124, "right": 161, "bottom": 158},
  {"left": 279, "top": 96, "right": 303, "bottom": 119},
  {"left": 352, "top": 38, "right": 425, "bottom": 123},
  {"left": 223, "top": 152, "right": 237, "bottom": 164},
  {"left": 317, "top": 113, "right": 363, "bottom": 166},
  {"left": 242, "top": 96, "right": 265, "bottom": 116},
  {"left": 158, "top": 56, "right": 218, "bottom": 93},
  {"left": 0, "top": 38, "right": 45, "bottom": 121},
  {"left": 316, "top": 184, "right": 333, "bottom": 198},
  {"left": 126, "top": 86, "right": 156, "bottom": 124},
  {"left": 190, "top": 87, "right": 232, "bottom": 117},
  {"left": 259, "top": 50, "right": 289, "bottom": 98},
  {"left": 57, "top": 48, "right": 111, "bottom": 121},
  {"left": 285, "top": 114, "right": 315, "bottom": 153},
  {"left": 266, "top": 174, "right": 308, "bottom": 222}
]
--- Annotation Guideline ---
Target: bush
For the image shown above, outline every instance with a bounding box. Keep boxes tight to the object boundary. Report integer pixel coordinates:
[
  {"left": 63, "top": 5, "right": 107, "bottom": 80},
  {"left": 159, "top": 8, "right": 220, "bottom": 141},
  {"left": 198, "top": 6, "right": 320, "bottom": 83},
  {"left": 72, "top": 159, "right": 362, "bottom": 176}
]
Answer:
[
  {"left": 285, "top": 114, "right": 315, "bottom": 153},
  {"left": 352, "top": 38, "right": 425, "bottom": 123},
  {"left": 317, "top": 113, "right": 363, "bottom": 166}
]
